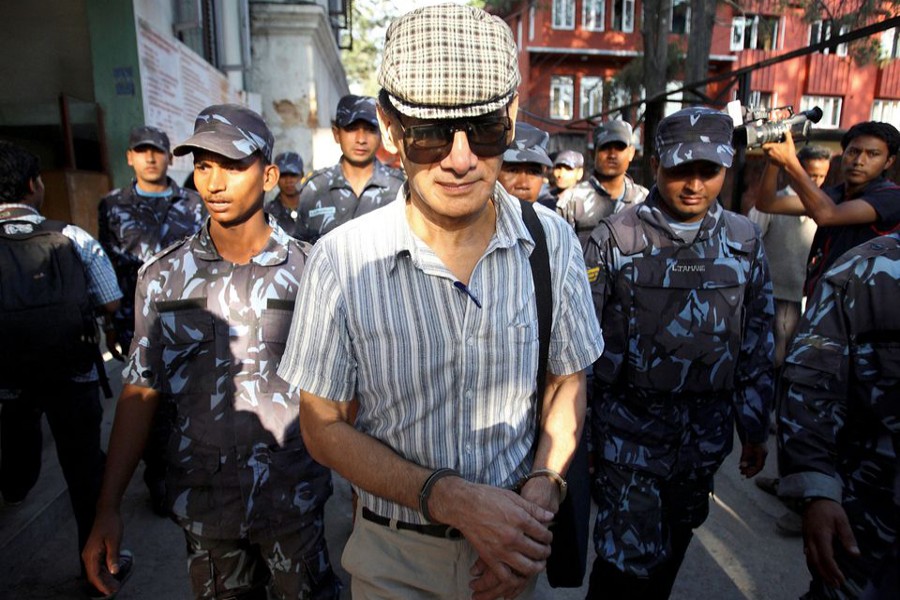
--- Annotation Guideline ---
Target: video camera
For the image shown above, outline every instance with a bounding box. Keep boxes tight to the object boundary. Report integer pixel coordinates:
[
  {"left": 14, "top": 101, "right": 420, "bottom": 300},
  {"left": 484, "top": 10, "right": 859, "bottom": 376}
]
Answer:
[{"left": 728, "top": 100, "right": 824, "bottom": 150}]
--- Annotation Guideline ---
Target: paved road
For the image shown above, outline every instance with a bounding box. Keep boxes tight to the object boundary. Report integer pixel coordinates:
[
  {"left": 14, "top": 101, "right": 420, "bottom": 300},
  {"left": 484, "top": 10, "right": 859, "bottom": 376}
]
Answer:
[{"left": 3, "top": 355, "right": 809, "bottom": 599}]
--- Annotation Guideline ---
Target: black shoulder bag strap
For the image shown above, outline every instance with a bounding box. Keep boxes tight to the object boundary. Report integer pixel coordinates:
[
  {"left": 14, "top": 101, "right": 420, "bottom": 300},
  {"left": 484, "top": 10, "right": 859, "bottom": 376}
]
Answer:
[
  {"left": 519, "top": 200, "right": 552, "bottom": 406},
  {"left": 519, "top": 199, "right": 591, "bottom": 588}
]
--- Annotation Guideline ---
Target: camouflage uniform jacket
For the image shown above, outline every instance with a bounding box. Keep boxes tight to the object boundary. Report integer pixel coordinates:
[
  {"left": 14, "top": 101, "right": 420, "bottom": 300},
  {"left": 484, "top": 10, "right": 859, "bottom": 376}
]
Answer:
[
  {"left": 559, "top": 174, "right": 649, "bottom": 245},
  {"left": 778, "top": 233, "right": 900, "bottom": 594},
  {"left": 264, "top": 193, "right": 299, "bottom": 238},
  {"left": 296, "top": 159, "right": 404, "bottom": 243},
  {"left": 584, "top": 189, "right": 775, "bottom": 478},
  {"left": 97, "top": 178, "right": 205, "bottom": 345},
  {"left": 123, "top": 217, "right": 331, "bottom": 540}
]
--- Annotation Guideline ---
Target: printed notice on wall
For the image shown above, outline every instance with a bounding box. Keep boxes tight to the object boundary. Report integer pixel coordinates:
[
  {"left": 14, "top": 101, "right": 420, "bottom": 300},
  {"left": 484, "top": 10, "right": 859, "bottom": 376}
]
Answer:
[{"left": 136, "top": 18, "right": 245, "bottom": 173}]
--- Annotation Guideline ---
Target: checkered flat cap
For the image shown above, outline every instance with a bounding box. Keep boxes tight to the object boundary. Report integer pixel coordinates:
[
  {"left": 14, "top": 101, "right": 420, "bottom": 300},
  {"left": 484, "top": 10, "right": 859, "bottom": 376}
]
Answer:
[{"left": 378, "top": 4, "right": 521, "bottom": 120}]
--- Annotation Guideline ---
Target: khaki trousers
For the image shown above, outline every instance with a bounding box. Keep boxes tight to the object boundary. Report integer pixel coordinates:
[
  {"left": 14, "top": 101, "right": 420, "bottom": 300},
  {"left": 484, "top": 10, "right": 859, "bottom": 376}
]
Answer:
[{"left": 343, "top": 506, "right": 537, "bottom": 599}]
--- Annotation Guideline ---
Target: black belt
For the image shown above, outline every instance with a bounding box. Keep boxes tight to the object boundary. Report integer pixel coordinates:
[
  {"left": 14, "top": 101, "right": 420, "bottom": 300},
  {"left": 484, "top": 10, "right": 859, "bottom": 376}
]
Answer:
[{"left": 361, "top": 507, "right": 462, "bottom": 540}]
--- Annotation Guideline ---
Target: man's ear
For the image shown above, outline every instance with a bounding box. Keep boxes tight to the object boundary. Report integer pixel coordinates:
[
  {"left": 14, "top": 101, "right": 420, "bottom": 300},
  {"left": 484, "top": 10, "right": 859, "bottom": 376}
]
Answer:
[
  {"left": 331, "top": 125, "right": 341, "bottom": 144},
  {"left": 650, "top": 155, "right": 660, "bottom": 173},
  {"left": 884, "top": 153, "right": 896, "bottom": 173},
  {"left": 625, "top": 145, "right": 636, "bottom": 161},
  {"left": 126, "top": 149, "right": 135, "bottom": 167},
  {"left": 506, "top": 95, "right": 520, "bottom": 144},
  {"left": 376, "top": 105, "right": 402, "bottom": 155},
  {"left": 263, "top": 163, "right": 280, "bottom": 193}
]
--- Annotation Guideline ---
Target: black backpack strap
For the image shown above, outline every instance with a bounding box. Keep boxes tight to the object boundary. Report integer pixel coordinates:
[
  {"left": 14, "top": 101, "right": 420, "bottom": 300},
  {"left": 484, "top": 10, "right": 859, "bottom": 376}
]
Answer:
[{"left": 519, "top": 200, "right": 552, "bottom": 422}]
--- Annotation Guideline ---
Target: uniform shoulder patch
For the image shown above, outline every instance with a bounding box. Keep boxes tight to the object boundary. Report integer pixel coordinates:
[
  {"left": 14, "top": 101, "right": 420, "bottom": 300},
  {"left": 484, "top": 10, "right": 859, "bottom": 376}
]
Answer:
[{"left": 587, "top": 266, "right": 601, "bottom": 283}]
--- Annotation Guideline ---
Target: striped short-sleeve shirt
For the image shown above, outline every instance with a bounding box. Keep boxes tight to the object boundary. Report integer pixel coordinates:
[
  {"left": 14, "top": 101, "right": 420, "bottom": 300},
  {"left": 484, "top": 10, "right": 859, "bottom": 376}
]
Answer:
[{"left": 279, "top": 185, "right": 603, "bottom": 524}]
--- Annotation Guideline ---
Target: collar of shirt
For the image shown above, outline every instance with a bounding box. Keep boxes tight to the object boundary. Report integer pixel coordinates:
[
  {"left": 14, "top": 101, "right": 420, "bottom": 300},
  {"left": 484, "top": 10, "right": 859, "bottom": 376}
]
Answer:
[
  {"left": 638, "top": 186, "right": 723, "bottom": 243},
  {"left": 328, "top": 159, "right": 393, "bottom": 192},
  {"left": 828, "top": 176, "right": 894, "bottom": 203},
  {"left": 0, "top": 203, "right": 42, "bottom": 222},
  {"left": 386, "top": 183, "right": 535, "bottom": 274},
  {"left": 190, "top": 214, "right": 291, "bottom": 266},
  {"left": 589, "top": 173, "right": 637, "bottom": 202},
  {"left": 126, "top": 177, "right": 186, "bottom": 202}
]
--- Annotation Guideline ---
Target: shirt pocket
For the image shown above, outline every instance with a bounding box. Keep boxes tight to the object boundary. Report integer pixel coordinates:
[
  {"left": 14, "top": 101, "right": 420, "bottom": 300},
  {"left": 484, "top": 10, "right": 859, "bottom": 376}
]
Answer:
[
  {"left": 156, "top": 300, "right": 217, "bottom": 395},
  {"left": 628, "top": 257, "right": 747, "bottom": 393},
  {"left": 257, "top": 300, "right": 295, "bottom": 393}
]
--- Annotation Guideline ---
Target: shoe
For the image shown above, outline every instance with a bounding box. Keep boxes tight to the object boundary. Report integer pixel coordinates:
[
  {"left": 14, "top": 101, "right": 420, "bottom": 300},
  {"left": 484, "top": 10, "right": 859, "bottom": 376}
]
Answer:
[
  {"left": 775, "top": 511, "right": 802, "bottom": 536},
  {"left": 84, "top": 549, "right": 134, "bottom": 599},
  {"left": 755, "top": 476, "right": 779, "bottom": 496}
]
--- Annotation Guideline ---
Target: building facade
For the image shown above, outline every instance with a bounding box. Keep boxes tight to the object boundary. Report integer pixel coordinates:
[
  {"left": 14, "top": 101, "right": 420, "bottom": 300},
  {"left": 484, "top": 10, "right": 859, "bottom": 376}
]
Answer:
[{"left": 493, "top": 0, "right": 900, "bottom": 153}]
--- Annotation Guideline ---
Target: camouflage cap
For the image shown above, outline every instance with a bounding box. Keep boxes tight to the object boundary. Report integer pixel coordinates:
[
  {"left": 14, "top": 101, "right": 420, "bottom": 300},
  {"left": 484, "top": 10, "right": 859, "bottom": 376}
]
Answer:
[
  {"left": 335, "top": 95, "right": 378, "bottom": 128},
  {"left": 593, "top": 120, "right": 634, "bottom": 148},
  {"left": 656, "top": 106, "right": 734, "bottom": 168},
  {"left": 274, "top": 151, "right": 304, "bottom": 175},
  {"left": 554, "top": 150, "right": 584, "bottom": 169},
  {"left": 129, "top": 125, "right": 170, "bottom": 153},
  {"left": 173, "top": 104, "right": 274, "bottom": 163},
  {"left": 377, "top": 4, "right": 521, "bottom": 120},
  {"left": 503, "top": 123, "right": 552, "bottom": 167}
]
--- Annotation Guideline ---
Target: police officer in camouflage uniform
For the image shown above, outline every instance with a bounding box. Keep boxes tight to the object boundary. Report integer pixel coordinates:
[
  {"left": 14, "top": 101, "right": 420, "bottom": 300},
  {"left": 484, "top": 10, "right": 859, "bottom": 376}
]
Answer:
[
  {"left": 777, "top": 232, "right": 900, "bottom": 600},
  {"left": 498, "top": 122, "right": 553, "bottom": 206},
  {"left": 98, "top": 125, "right": 205, "bottom": 353},
  {"left": 83, "top": 105, "right": 340, "bottom": 600},
  {"left": 583, "top": 107, "right": 775, "bottom": 599},
  {"left": 296, "top": 94, "right": 404, "bottom": 243},
  {"left": 265, "top": 151, "right": 304, "bottom": 236},
  {"left": 98, "top": 125, "right": 205, "bottom": 516},
  {"left": 558, "top": 119, "right": 649, "bottom": 247}
]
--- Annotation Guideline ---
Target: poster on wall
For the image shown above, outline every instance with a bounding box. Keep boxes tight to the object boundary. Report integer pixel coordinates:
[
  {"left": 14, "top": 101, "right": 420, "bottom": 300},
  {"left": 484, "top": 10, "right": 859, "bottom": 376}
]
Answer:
[{"left": 136, "top": 18, "right": 245, "bottom": 174}]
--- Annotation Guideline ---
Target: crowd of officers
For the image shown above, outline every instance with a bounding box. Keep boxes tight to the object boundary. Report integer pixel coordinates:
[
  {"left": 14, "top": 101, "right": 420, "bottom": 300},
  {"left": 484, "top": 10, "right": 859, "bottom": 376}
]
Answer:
[{"left": 0, "top": 5, "right": 898, "bottom": 600}]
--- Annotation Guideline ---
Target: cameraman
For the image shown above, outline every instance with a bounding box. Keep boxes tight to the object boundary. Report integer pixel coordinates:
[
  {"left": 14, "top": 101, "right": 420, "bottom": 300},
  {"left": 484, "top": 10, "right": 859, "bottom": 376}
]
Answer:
[{"left": 756, "top": 121, "right": 900, "bottom": 296}]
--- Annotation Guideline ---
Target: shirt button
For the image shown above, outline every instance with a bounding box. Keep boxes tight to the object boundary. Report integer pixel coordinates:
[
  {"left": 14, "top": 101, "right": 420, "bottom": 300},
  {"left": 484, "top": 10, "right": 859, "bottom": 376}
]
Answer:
[
  {"left": 464, "top": 390, "right": 473, "bottom": 399},
  {"left": 465, "top": 443, "right": 473, "bottom": 453},
  {"left": 466, "top": 338, "right": 474, "bottom": 346}
]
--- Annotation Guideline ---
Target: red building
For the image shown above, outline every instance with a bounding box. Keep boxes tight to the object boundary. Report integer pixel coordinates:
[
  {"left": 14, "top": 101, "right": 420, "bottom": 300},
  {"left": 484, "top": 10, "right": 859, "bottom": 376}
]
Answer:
[{"left": 491, "top": 0, "right": 900, "bottom": 154}]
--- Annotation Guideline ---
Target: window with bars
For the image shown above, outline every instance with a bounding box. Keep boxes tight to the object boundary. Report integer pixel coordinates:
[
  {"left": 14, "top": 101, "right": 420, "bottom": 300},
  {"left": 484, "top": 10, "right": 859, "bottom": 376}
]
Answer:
[
  {"left": 800, "top": 95, "right": 842, "bottom": 128},
  {"left": 173, "top": 0, "right": 218, "bottom": 66},
  {"left": 550, "top": 76, "right": 575, "bottom": 120},
  {"left": 552, "top": 0, "right": 575, "bottom": 30}
]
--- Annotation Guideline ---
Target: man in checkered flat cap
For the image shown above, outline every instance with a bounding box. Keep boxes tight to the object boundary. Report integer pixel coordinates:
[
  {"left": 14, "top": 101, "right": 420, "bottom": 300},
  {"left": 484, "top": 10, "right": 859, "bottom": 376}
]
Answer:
[
  {"left": 582, "top": 106, "right": 774, "bottom": 598},
  {"left": 280, "top": 4, "right": 603, "bottom": 599}
]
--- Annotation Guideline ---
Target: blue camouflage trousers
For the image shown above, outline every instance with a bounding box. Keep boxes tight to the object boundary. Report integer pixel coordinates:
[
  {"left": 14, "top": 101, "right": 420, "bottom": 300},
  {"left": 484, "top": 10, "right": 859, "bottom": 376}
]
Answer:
[
  {"left": 592, "top": 460, "right": 714, "bottom": 578},
  {"left": 184, "top": 513, "right": 341, "bottom": 600}
]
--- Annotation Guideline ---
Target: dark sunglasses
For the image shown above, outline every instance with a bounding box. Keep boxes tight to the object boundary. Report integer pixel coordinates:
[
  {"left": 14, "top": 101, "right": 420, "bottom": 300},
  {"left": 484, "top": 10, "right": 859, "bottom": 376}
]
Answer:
[{"left": 397, "top": 116, "right": 512, "bottom": 164}]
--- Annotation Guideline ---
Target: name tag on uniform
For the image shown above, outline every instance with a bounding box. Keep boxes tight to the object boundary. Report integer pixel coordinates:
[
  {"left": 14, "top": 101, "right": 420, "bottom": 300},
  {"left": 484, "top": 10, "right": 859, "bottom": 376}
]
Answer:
[{"left": 309, "top": 207, "right": 336, "bottom": 219}]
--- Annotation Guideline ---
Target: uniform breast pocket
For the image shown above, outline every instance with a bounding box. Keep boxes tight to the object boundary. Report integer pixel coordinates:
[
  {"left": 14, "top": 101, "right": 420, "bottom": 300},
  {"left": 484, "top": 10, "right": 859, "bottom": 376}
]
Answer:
[
  {"left": 258, "top": 301, "right": 295, "bottom": 392},
  {"left": 157, "top": 302, "right": 217, "bottom": 395},
  {"left": 629, "top": 258, "right": 747, "bottom": 393}
]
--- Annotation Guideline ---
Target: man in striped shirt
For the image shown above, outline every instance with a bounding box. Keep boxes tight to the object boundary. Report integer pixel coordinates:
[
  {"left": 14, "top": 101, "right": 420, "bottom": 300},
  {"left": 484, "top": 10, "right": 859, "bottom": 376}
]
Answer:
[{"left": 279, "top": 5, "right": 603, "bottom": 600}]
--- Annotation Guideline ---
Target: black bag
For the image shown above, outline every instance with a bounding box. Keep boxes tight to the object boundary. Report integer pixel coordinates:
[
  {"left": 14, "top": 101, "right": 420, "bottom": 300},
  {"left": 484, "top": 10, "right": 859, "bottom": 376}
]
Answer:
[
  {"left": 0, "top": 214, "right": 96, "bottom": 386},
  {"left": 520, "top": 200, "right": 591, "bottom": 588}
]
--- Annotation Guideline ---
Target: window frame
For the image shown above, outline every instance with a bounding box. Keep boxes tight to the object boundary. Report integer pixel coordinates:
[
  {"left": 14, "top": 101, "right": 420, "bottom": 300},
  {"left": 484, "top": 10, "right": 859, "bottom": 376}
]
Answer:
[
  {"left": 671, "top": 0, "right": 691, "bottom": 35},
  {"left": 612, "top": 0, "right": 635, "bottom": 34},
  {"left": 583, "top": 0, "right": 606, "bottom": 32},
  {"left": 550, "top": 75, "right": 575, "bottom": 120},
  {"left": 800, "top": 95, "right": 842, "bottom": 129},
  {"left": 552, "top": 0, "right": 576, "bottom": 31},
  {"left": 580, "top": 76, "right": 604, "bottom": 119}
]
